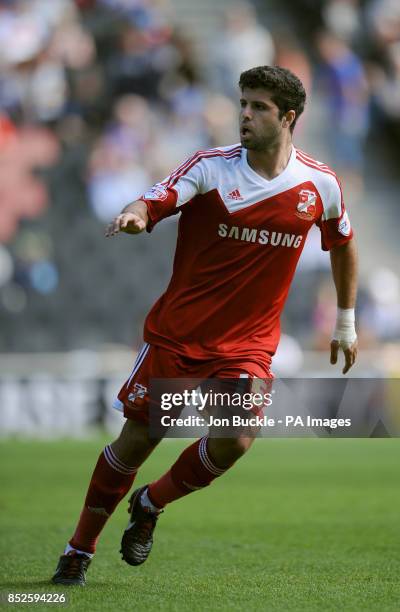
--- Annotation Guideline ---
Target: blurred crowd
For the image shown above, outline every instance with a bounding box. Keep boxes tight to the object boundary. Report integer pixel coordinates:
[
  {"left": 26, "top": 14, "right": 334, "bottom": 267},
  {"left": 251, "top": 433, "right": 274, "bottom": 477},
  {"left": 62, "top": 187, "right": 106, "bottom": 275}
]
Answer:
[
  {"left": 0, "top": 0, "right": 399, "bottom": 356},
  {"left": 291, "top": 0, "right": 400, "bottom": 192}
]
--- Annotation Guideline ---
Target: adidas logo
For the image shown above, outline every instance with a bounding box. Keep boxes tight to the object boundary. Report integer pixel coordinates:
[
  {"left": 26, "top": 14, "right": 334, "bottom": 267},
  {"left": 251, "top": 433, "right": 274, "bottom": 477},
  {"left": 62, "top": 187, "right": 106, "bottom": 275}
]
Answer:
[{"left": 227, "top": 188, "right": 244, "bottom": 201}]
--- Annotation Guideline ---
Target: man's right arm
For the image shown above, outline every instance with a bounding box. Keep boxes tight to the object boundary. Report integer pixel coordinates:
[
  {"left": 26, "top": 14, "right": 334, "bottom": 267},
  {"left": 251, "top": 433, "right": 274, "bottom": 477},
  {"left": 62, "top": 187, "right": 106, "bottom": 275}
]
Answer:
[
  {"left": 106, "top": 150, "right": 207, "bottom": 238},
  {"left": 105, "top": 200, "right": 148, "bottom": 237}
]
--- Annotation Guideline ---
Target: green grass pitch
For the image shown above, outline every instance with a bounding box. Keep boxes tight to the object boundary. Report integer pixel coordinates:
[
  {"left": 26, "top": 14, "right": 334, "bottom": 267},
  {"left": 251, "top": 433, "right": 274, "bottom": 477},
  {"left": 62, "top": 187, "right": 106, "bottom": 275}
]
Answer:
[{"left": 1, "top": 437, "right": 399, "bottom": 611}]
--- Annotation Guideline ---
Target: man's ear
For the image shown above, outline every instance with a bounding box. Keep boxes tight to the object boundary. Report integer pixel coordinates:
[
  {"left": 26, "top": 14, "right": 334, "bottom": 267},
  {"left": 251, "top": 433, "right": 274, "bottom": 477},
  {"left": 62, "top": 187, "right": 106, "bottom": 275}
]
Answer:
[{"left": 283, "top": 110, "right": 296, "bottom": 129}]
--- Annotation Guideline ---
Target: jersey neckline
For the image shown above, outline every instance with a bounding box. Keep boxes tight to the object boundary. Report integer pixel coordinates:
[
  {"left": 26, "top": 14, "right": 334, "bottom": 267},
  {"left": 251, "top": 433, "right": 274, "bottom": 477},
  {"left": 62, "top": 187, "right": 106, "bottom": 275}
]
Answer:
[{"left": 241, "top": 144, "right": 296, "bottom": 187}]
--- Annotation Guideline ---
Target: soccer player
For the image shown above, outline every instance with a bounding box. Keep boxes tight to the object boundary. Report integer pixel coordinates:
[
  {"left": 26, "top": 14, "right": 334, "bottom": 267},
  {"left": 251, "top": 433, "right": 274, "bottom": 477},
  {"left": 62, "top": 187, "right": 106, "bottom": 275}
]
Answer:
[{"left": 52, "top": 66, "right": 358, "bottom": 585}]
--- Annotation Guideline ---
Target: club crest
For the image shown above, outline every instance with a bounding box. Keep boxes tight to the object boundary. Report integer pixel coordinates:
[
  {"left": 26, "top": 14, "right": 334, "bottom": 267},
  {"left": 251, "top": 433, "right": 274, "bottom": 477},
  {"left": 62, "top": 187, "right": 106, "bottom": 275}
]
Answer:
[
  {"left": 128, "top": 383, "right": 148, "bottom": 403},
  {"left": 295, "top": 189, "right": 317, "bottom": 220}
]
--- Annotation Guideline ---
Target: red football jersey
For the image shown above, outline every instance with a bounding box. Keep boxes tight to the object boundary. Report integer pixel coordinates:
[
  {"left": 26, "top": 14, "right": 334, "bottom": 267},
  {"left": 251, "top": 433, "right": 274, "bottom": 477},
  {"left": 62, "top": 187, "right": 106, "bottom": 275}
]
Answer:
[{"left": 139, "top": 144, "right": 353, "bottom": 365}]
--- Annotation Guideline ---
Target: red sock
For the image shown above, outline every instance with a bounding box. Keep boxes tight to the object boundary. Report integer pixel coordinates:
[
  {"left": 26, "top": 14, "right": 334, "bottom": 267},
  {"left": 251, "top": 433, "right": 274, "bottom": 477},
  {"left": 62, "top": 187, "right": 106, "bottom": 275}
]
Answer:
[
  {"left": 148, "top": 436, "right": 232, "bottom": 508},
  {"left": 69, "top": 445, "right": 138, "bottom": 554}
]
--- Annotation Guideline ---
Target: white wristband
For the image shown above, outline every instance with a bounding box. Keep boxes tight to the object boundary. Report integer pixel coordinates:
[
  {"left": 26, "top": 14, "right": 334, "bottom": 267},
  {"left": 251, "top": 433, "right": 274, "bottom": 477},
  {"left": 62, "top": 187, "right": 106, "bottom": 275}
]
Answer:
[{"left": 332, "top": 308, "right": 357, "bottom": 349}]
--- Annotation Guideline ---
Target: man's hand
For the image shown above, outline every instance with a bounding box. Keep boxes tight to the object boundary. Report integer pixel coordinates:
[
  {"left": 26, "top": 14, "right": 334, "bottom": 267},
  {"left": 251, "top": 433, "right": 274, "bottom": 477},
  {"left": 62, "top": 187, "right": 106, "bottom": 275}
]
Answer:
[
  {"left": 330, "top": 338, "right": 358, "bottom": 374},
  {"left": 329, "top": 240, "right": 358, "bottom": 375},
  {"left": 105, "top": 212, "right": 146, "bottom": 237}
]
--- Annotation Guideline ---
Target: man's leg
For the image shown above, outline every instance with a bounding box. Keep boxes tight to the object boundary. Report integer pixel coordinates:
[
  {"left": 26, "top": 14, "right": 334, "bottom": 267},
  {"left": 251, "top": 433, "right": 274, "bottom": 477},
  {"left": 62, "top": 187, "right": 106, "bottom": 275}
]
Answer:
[
  {"left": 52, "top": 419, "right": 160, "bottom": 585},
  {"left": 147, "top": 435, "right": 254, "bottom": 507},
  {"left": 144, "top": 372, "right": 261, "bottom": 508},
  {"left": 69, "top": 420, "right": 160, "bottom": 554},
  {"left": 120, "top": 369, "right": 269, "bottom": 566},
  {"left": 120, "top": 434, "right": 255, "bottom": 566}
]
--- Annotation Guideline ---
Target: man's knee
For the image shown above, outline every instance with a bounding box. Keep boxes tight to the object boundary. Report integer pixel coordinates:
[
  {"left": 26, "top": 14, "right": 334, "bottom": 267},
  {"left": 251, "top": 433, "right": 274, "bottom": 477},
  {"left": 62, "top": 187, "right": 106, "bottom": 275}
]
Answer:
[
  {"left": 208, "top": 436, "right": 254, "bottom": 468},
  {"left": 111, "top": 419, "right": 160, "bottom": 465}
]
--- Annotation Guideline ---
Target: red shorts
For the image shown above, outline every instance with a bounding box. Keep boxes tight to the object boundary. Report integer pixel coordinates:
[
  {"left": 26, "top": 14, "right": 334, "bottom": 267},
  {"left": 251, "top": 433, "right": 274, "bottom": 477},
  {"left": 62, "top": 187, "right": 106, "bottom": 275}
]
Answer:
[{"left": 113, "top": 343, "right": 273, "bottom": 423}]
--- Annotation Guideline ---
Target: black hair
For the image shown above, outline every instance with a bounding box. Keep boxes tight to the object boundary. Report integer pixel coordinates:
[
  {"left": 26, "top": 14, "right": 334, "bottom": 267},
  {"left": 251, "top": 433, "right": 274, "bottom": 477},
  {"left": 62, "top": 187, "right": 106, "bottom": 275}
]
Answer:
[{"left": 239, "top": 65, "right": 306, "bottom": 132}]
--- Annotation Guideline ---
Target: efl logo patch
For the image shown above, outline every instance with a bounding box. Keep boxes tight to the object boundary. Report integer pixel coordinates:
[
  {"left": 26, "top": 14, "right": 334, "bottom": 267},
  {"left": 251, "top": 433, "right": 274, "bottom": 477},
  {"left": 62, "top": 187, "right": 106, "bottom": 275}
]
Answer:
[
  {"left": 295, "top": 189, "right": 317, "bottom": 220},
  {"left": 338, "top": 211, "right": 351, "bottom": 236},
  {"left": 143, "top": 184, "right": 168, "bottom": 201}
]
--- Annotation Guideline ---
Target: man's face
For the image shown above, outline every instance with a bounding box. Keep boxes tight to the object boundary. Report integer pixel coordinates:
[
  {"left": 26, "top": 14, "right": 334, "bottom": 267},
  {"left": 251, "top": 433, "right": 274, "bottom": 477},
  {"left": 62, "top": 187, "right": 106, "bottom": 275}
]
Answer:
[{"left": 239, "top": 88, "right": 287, "bottom": 150}]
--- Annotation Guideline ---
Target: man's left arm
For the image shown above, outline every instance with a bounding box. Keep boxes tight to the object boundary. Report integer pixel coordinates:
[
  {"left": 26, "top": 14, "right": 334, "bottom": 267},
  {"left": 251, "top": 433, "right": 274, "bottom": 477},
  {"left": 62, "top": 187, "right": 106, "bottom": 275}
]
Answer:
[{"left": 329, "top": 238, "right": 358, "bottom": 374}]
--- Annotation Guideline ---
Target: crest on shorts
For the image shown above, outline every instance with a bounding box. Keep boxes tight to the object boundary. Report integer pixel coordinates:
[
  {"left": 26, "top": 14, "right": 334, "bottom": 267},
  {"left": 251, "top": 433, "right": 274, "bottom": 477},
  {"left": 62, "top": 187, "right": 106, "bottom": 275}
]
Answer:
[
  {"left": 295, "top": 189, "right": 317, "bottom": 220},
  {"left": 128, "top": 382, "right": 147, "bottom": 403},
  {"left": 143, "top": 184, "right": 168, "bottom": 201}
]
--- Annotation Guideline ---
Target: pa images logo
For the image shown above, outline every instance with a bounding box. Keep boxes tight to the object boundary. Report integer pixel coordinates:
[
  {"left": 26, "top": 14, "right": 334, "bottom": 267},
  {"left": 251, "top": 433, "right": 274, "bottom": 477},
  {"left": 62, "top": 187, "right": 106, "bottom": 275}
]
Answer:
[{"left": 295, "top": 189, "right": 317, "bottom": 221}]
